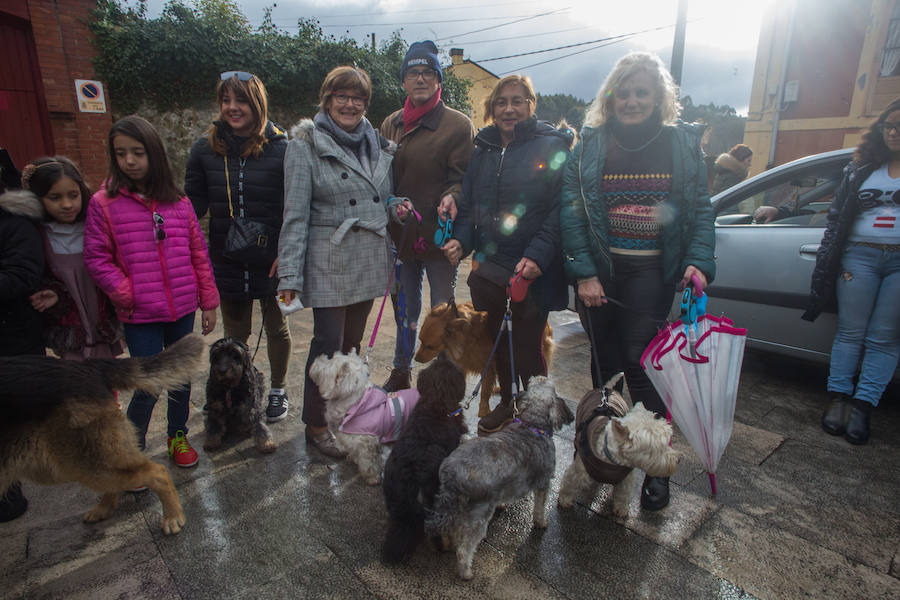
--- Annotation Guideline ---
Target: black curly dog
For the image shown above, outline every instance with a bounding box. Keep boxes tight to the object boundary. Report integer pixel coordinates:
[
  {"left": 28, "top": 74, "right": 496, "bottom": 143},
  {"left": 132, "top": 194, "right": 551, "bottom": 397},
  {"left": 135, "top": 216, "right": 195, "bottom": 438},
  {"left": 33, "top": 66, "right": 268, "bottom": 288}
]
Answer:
[
  {"left": 204, "top": 338, "right": 276, "bottom": 454},
  {"left": 381, "top": 355, "right": 467, "bottom": 564}
]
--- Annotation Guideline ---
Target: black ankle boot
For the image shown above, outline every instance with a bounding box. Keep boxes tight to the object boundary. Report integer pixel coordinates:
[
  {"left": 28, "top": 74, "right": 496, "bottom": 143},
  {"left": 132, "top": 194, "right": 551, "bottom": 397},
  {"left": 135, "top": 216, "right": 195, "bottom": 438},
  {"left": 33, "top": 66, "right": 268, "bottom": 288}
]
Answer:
[
  {"left": 641, "top": 475, "right": 670, "bottom": 511},
  {"left": 382, "top": 368, "right": 411, "bottom": 393},
  {"left": 821, "top": 394, "right": 851, "bottom": 436},
  {"left": 844, "top": 399, "right": 873, "bottom": 445},
  {"left": 0, "top": 481, "right": 28, "bottom": 523}
]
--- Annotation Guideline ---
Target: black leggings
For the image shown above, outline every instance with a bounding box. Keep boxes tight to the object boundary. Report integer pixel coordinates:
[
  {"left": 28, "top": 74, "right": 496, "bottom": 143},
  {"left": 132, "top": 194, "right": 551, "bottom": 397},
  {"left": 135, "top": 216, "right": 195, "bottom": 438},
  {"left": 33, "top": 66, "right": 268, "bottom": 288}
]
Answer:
[
  {"left": 468, "top": 271, "right": 549, "bottom": 403},
  {"left": 577, "top": 254, "right": 674, "bottom": 417}
]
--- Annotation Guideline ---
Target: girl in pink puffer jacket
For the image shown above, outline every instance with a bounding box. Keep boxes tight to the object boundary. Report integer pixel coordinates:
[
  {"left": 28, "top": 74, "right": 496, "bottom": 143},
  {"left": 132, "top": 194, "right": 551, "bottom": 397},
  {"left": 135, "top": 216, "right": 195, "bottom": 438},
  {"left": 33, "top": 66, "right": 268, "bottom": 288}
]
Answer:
[{"left": 85, "top": 115, "right": 220, "bottom": 469}]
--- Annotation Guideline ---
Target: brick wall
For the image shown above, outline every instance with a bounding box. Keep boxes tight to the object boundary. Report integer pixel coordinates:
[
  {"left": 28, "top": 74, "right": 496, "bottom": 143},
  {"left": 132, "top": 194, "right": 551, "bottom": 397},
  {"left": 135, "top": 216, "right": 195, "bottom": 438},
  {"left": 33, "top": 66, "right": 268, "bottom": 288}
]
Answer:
[{"left": 29, "top": 0, "right": 112, "bottom": 189}]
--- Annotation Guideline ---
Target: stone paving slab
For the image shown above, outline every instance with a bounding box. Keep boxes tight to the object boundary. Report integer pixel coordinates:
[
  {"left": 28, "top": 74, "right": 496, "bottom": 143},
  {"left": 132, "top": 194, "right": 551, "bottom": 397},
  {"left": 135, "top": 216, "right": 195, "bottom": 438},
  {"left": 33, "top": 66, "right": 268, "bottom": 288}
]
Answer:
[{"left": 3, "top": 259, "right": 900, "bottom": 599}]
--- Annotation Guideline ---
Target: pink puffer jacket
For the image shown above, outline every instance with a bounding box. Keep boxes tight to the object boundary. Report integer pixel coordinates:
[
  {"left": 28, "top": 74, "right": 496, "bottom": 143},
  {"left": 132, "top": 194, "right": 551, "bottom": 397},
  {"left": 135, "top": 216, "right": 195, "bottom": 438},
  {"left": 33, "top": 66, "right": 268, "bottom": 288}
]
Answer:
[{"left": 84, "top": 187, "right": 219, "bottom": 324}]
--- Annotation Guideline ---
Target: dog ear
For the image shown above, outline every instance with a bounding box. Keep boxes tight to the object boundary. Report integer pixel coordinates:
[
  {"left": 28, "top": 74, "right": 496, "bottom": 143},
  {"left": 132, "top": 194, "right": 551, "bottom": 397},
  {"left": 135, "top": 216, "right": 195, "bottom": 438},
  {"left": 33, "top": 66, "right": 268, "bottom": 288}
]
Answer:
[
  {"left": 552, "top": 395, "right": 575, "bottom": 428},
  {"left": 611, "top": 418, "right": 630, "bottom": 442},
  {"left": 240, "top": 342, "right": 253, "bottom": 375}
]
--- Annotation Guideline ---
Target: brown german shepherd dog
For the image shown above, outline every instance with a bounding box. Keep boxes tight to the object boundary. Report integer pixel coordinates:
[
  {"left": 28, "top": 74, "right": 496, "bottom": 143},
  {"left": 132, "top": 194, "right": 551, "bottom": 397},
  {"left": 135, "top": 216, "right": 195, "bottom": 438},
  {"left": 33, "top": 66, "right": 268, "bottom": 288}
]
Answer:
[
  {"left": 0, "top": 334, "right": 205, "bottom": 534},
  {"left": 414, "top": 302, "right": 554, "bottom": 417}
]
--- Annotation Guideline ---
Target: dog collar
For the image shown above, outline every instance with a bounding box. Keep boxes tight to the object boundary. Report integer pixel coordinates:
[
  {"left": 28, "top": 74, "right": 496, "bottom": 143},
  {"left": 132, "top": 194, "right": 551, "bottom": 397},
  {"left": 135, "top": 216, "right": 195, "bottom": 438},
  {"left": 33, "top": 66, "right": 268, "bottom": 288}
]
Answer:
[
  {"left": 602, "top": 430, "right": 622, "bottom": 466},
  {"left": 513, "top": 417, "right": 551, "bottom": 438},
  {"left": 448, "top": 407, "right": 464, "bottom": 417}
]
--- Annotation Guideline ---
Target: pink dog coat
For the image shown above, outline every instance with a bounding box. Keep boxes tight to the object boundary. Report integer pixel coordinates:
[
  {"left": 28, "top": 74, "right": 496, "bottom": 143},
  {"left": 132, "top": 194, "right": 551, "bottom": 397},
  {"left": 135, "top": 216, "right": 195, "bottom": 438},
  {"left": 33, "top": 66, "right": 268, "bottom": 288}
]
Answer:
[{"left": 339, "top": 387, "right": 420, "bottom": 443}]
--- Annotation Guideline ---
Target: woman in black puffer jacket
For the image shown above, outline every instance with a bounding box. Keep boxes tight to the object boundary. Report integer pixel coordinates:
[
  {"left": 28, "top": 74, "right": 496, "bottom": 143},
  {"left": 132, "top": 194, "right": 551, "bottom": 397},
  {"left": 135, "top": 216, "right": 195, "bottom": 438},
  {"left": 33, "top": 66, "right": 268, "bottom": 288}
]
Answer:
[
  {"left": 443, "top": 74, "right": 573, "bottom": 434},
  {"left": 186, "top": 71, "right": 292, "bottom": 422}
]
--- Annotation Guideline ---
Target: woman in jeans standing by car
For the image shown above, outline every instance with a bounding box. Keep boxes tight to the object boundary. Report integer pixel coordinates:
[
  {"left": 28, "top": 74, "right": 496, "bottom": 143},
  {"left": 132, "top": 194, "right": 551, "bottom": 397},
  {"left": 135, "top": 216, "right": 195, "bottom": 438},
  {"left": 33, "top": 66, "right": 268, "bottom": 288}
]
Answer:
[
  {"left": 558, "top": 52, "right": 716, "bottom": 511},
  {"left": 804, "top": 97, "right": 900, "bottom": 445}
]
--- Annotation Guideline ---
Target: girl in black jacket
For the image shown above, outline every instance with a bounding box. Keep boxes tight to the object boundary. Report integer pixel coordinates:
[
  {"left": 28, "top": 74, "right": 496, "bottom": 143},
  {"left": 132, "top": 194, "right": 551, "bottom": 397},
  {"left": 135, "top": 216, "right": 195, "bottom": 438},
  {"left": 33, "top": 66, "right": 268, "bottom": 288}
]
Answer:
[{"left": 185, "top": 71, "right": 292, "bottom": 422}]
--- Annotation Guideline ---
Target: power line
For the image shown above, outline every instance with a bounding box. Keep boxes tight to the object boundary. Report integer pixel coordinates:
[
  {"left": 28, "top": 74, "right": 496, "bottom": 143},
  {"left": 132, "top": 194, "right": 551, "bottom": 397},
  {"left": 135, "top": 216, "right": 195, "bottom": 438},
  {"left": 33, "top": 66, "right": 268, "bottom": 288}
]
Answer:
[
  {"left": 434, "top": 8, "right": 570, "bottom": 42},
  {"left": 476, "top": 23, "right": 680, "bottom": 62},
  {"left": 318, "top": 14, "right": 554, "bottom": 28},
  {"left": 460, "top": 26, "right": 596, "bottom": 46},
  {"left": 497, "top": 36, "right": 642, "bottom": 76},
  {"left": 273, "top": 1, "right": 547, "bottom": 20}
]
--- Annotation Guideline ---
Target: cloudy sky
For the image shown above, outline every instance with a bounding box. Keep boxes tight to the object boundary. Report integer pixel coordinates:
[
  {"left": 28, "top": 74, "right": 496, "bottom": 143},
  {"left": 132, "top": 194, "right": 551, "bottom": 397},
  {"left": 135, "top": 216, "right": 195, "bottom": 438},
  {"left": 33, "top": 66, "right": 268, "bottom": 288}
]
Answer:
[{"left": 139, "top": 0, "right": 775, "bottom": 114}]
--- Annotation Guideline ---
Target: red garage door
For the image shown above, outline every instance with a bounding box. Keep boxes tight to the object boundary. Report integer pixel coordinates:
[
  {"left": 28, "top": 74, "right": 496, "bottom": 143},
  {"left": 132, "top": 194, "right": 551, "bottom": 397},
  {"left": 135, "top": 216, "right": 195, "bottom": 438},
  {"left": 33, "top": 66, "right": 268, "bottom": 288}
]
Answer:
[{"left": 0, "top": 13, "right": 53, "bottom": 173}]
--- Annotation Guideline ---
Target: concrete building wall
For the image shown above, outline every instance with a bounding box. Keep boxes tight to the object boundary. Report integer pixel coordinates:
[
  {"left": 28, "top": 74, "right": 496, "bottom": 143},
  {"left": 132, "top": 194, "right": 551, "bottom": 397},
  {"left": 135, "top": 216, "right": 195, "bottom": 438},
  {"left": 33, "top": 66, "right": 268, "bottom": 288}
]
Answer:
[
  {"left": 446, "top": 49, "right": 499, "bottom": 130},
  {"left": 744, "top": 0, "right": 898, "bottom": 174}
]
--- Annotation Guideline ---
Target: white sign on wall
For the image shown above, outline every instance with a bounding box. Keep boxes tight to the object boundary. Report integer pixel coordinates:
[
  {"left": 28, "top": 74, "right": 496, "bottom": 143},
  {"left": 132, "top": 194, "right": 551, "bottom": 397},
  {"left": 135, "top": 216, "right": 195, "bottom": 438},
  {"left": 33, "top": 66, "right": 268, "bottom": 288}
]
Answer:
[{"left": 74, "top": 79, "right": 107, "bottom": 113}]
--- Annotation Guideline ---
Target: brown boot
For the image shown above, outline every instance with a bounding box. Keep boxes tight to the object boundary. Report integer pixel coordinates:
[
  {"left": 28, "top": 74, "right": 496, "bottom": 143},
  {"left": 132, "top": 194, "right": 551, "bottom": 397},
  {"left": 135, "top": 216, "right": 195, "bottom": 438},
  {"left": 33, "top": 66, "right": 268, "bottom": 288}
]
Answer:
[
  {"left": 477, "top": 399, "right": 514, "bottom": 433},
  {"left": 382, "top": 368, "right": 411, "bottom": 392}
]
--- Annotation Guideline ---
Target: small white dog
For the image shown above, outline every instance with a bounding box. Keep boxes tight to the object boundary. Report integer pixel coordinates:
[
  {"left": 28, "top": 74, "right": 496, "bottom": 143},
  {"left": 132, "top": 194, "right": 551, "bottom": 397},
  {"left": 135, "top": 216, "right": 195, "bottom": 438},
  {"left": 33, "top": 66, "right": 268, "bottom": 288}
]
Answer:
[
  {"left": 557, "top": 374, "right": 679, "bottom": 518},
  {"left": 425, "top": 376, "right": 574, "bottom": 580},
  {"left": 309, "top": 351, "right": 419, "bottom": 485}
]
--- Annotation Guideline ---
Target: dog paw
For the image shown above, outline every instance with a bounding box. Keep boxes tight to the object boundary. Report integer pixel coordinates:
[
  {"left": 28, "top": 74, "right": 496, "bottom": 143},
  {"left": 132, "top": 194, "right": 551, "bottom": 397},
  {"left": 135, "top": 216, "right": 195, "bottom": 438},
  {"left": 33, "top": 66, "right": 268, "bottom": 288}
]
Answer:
[
  {"left": 256, "top": 440, "right": 277, "bottom": 454},
  {"left": 533, "top": 518, "right": 549, "bottom": 529},
  {"left": 203, "top": 438, "right": 222, "bottom": 452},
  {"left": 612, "top": 507, "right": 630, "bottom": 519},
  {"left": 160, "top": 511, "right": 186, "bottom": 535},
  {"left": 459, "top": 567, "right": 474, "bottom": 581},
  {"left": 83, "top": 506, "right": 114, "bottom": 523},
  {"left": 557, "top": 497, "right": 574, "bottom": 510},
  {"left": 365, "top": 476, "right": 381, "bottom": 486}
]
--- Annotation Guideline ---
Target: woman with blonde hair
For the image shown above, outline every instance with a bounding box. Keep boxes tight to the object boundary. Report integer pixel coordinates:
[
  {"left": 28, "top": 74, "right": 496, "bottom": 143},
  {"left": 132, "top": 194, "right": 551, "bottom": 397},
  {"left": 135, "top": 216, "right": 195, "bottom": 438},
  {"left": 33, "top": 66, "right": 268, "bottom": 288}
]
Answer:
[
  {"left": 185, "top": 71, "right": 292, "bottom": 423},
  {"left": 443, "top": 74, "right": 574, "bottom": 433},
  {"left": 559, "top": 52, "right": 716, "bottom": 510},
  {"left": 278, "top": 66, "right": 406, "bottom": 457}
]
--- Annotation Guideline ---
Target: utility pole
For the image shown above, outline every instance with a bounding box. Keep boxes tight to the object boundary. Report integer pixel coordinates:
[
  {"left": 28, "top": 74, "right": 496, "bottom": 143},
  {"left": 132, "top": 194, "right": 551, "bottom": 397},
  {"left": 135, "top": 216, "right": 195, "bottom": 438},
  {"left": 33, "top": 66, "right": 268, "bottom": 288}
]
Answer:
[
  {"left": 371, "top": 33, "right": 376, "bottom": 51},
  {"left": 671, "top": 0, "right": 688, "bottom": 86}
]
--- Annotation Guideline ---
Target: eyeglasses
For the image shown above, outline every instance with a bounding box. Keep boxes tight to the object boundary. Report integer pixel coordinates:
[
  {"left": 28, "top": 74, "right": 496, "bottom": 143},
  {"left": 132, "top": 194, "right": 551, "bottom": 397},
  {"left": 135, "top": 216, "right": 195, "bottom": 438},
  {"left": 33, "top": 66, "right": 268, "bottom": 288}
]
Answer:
[
  {"left": 220, "top": 71, "right": 255, "bottom": 82},
  {"left": 881, "top": 121, "right": 900, "bottom": 135},
  {"left": 153, "top": 211, "right": 166, "bottom": 241},
  {"left": 404, "top": 68, "right": 438, "bottom": 82},
  {"left": 332, "top": 93, "right": 367, "bottom": 107},
  {"left": 492, "top": 97, "right": 530, "bottom": 110}
]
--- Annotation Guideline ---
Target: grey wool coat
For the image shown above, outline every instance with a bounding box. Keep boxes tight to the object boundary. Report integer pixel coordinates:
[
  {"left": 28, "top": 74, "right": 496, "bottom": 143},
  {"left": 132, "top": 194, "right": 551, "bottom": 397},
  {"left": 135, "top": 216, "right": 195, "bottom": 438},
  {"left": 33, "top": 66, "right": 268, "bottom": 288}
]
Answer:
[{"left": 278, "top": 119, "right": 395, "bottom": 308}]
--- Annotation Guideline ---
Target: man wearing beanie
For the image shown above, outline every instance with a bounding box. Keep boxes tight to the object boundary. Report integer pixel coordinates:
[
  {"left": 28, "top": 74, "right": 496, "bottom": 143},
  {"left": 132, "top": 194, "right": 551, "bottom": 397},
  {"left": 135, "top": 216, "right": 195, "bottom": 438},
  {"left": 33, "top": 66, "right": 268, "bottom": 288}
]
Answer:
[
  {"left": 380, "top": 40, "right": 475, "bottom": 391},
  {"left": 711, "top": 143, "right": 753, "bottom": 196}
]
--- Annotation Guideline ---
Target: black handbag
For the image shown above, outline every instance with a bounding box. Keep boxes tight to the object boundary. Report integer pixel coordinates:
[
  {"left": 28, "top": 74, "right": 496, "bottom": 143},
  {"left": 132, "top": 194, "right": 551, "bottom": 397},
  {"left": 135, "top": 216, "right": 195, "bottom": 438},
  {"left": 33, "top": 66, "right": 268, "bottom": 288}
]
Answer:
[
  {"left": 223, "top": 216, "right": 277, "bottom": 266},
  {"left": 221, "top": 155, "right": 277, "bottom": 267}
]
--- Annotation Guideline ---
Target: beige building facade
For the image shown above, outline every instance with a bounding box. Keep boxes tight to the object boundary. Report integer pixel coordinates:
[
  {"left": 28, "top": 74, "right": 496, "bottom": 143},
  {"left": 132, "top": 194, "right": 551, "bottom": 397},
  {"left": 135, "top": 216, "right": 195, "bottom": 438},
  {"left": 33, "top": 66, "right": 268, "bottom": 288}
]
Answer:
[
  {"left": 445, "top": 48, "right": 500, "bottom": 130},
  {"left": 744, "top": 0, "right": 900, "bottom": 175}
]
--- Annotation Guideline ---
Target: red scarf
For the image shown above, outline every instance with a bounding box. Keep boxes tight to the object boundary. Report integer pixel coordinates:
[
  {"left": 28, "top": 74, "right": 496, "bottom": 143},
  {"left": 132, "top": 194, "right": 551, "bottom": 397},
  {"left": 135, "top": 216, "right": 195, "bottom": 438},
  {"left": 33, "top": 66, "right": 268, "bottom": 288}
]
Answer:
[{"left": 402, "top": 88, "right": 441, "bottom": 133}]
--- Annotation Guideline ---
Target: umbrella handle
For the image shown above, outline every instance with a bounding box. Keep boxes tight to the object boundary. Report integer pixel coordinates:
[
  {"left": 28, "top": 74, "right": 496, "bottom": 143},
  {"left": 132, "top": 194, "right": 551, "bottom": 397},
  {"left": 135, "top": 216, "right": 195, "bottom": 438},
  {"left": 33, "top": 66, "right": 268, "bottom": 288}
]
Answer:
[{"left": 708, "top": 472, "right": 717, "bottom": 496}]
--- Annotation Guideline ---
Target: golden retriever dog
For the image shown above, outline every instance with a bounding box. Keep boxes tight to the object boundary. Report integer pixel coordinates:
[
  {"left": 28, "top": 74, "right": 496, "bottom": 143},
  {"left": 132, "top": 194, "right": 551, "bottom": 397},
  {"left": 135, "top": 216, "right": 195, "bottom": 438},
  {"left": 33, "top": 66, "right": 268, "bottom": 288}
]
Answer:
[
  {"left": 0, "top": 334, "right": 205, "bottom": 535},
  {"left": 414, "top": 301, "right": 554, "bottom": 417}
]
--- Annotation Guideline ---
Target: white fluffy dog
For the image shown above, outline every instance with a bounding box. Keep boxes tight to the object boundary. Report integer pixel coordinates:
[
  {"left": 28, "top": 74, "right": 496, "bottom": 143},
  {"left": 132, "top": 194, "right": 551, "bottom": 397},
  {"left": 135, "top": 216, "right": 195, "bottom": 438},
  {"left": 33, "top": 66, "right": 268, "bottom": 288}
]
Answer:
[
  {"left": 425, "top": 376, "right": 574, "bottom": 580},
  {"left": 557, "top": 374, "right": 679, "bottom": 518},
  {"left": 309, "top": 351, "right": 419, "bottom": 485}
]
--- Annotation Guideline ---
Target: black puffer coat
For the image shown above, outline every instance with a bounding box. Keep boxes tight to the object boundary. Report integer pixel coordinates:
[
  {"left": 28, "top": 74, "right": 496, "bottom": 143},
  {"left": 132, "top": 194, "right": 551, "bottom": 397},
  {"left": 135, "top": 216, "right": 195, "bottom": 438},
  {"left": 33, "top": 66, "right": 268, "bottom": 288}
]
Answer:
[
  {"left": 802, "top": 160, "right": 875, "bottom": 322},
  {"left": 454, "top": 117, "right": 574, "bottom": 311},
  {"left": 0, "top": 190, "right": 45, "bottom": 355},
  {"left": 185, "top": 120, "right": 288, "bottom": 300}
]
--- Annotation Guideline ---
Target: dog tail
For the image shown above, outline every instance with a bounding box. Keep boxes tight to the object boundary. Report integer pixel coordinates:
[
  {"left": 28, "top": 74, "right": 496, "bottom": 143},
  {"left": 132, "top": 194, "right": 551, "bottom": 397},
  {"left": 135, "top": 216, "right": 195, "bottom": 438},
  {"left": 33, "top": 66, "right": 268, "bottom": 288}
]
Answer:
[
  {"left": 424, "top": 485, "right": 463, "bottom": 539},
  {"left": 102, "top": 334, "right": 206, "bottom": 394},
  {"left": 382, "top": 514, "right": 420, "bottom": 565}
]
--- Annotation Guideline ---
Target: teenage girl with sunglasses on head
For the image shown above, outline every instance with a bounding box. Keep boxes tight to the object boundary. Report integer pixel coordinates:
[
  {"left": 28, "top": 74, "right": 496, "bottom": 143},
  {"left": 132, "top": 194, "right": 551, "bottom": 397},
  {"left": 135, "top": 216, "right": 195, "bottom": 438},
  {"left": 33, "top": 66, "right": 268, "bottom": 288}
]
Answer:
[
  {"left": 22, "top": 156, "right": 125, "bottom": 360},
  {"left": 84, "top": 115, "right": 220, "bottom": 468}
]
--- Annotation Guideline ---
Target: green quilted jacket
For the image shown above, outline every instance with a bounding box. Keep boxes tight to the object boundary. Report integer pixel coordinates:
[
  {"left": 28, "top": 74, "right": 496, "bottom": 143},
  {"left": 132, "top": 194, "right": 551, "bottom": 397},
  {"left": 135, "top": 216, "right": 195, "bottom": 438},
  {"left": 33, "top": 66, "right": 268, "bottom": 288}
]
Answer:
[{"left": 559, "top": 122, "right": 716, "bottom": 286}]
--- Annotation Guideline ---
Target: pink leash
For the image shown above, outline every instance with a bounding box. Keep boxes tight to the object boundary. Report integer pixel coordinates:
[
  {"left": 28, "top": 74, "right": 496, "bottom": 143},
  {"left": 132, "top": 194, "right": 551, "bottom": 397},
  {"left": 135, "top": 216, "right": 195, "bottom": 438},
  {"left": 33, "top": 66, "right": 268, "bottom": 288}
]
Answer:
[{"left": 365, "top": 207, "right": 422, "bottom": 364}]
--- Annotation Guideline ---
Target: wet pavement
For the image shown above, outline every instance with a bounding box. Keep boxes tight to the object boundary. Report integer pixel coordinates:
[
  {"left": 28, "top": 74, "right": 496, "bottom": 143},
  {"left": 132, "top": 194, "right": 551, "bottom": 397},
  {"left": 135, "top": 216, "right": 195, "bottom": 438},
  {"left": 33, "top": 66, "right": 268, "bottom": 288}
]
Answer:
[{"left": 3, "top": 259, "right": 899, "bottom": 599}]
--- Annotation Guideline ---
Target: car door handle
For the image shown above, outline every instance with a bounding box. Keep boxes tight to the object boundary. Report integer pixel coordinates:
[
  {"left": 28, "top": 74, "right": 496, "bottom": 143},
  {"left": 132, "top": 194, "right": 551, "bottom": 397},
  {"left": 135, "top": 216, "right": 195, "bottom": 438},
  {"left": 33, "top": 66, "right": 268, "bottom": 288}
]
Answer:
[{"left": 800, "top": 244, "right": 820, "bottom": 258}]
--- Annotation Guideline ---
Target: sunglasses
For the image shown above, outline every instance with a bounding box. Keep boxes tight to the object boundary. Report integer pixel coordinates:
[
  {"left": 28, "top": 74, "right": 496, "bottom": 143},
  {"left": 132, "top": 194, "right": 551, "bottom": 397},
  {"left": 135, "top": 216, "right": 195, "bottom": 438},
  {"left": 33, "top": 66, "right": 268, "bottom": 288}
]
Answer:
[
  {"left": 153, "top": 211, "right": 166, "bottom": 241},
  {"left": 220, "top": 71, "right": 255, "bottom": 82}
]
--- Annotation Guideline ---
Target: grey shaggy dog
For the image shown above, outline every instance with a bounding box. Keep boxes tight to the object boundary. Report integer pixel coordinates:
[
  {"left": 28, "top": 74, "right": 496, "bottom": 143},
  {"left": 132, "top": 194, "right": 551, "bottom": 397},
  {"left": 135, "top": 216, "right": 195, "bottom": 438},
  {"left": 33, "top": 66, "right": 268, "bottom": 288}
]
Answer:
[
  {"left": 425, "top": 376, "right": 574, "bottom": 580},
  {"left": 381, "top": 355, "right": 468, "bottom": 565},
  {"left": 204, "top": 338, "right": 276, "bottom": 454}
]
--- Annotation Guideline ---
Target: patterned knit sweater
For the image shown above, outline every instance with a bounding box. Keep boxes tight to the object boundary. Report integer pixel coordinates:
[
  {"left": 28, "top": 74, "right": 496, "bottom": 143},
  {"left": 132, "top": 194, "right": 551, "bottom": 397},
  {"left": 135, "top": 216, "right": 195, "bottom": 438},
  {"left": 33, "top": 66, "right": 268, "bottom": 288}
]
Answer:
[{"left": 602, "top": 127, "right": 673, "bottom": 255}]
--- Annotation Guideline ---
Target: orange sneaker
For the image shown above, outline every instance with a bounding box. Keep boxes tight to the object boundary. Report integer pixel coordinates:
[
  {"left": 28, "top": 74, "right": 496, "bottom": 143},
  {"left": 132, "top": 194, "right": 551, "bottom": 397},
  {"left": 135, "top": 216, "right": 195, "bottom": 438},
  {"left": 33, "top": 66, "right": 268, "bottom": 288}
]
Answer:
[{"left": 167, "top": 431, "right": 198, "bottom": 468}]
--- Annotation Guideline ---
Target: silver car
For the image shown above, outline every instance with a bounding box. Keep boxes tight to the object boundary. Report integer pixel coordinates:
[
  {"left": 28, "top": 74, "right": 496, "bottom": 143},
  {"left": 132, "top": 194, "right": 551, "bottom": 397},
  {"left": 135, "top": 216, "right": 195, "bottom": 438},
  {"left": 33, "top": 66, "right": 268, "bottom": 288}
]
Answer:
[{"left": 708, "top": 148, "right": 854, "bottom": 363}]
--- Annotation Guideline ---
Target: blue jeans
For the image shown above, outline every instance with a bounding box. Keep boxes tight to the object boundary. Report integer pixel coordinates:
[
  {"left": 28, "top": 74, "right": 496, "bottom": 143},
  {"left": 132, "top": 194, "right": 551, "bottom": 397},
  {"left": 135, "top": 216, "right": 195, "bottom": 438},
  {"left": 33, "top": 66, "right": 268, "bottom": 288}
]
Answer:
[
  {"left": 123, "top": 312, "right": 196, "bottom": 445},
  {"left": 391, "top": 255, "right": 457, "bottom": 370},
  {"left": 827, "top": 245, "right": 900, "bottom": 407}
]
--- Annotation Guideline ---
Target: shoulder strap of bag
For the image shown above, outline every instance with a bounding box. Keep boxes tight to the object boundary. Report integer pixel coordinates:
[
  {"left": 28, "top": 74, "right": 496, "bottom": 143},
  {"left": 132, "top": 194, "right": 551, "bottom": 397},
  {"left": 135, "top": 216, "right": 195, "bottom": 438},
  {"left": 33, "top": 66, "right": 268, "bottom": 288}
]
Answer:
[{"left": 223, "top": 155, "right": 249, "bottom": 220}]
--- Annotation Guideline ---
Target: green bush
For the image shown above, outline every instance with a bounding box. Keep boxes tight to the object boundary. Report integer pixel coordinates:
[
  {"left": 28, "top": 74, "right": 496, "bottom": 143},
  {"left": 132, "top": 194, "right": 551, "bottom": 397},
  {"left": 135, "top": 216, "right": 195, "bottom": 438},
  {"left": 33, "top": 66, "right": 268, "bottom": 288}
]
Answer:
[{"left": 90, "top": 0, "right": 471, "bottom": 127}]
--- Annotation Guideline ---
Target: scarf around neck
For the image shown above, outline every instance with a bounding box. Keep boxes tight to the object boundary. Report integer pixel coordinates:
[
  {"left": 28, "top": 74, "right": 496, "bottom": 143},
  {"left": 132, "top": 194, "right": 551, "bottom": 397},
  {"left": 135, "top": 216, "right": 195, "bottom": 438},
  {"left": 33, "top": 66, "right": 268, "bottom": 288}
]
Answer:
[
  {"left": 314, "top": 111, "right": 381, "bottom": 177},
  {"left": 402, "top": 88, "right": 441, "bottom": 133}
]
